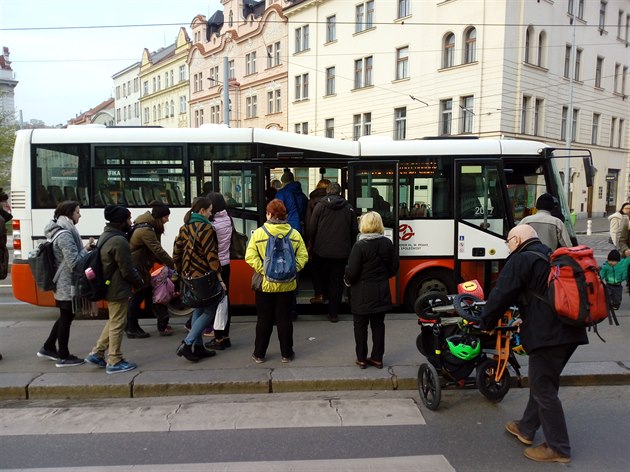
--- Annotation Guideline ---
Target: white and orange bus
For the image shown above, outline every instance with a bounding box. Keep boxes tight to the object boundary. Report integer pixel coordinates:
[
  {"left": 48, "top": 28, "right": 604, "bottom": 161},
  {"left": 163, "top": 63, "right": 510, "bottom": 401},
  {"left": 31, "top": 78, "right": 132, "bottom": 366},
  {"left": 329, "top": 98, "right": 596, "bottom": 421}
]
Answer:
[{"left": 10, "top": 125, "right": 592, "bottom": 311}]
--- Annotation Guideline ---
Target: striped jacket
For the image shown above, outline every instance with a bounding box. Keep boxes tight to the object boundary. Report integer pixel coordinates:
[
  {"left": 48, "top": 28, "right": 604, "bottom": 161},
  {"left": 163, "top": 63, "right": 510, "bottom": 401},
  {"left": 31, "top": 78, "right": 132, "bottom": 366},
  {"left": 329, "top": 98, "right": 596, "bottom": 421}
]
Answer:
[{"left": 173, "top": 221, "right": 221, "bottom": 278}]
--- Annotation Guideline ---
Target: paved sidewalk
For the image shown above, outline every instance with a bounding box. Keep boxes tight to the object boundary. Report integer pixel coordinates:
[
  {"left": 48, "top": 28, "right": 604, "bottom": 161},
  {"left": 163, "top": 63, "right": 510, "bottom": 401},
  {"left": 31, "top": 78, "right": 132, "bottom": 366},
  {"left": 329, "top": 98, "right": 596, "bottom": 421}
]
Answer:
[{"left": 0, "top": 307, "right": 628, "bottom": 401}]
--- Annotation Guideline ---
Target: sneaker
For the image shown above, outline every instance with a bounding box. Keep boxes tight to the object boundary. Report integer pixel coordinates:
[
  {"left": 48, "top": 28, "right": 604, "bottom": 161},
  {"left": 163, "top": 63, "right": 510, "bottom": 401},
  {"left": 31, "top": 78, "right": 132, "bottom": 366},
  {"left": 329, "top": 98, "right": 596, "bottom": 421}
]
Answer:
[
  {"left": 106, "top": 359, "right": 137, "bottom": 374},
  {"left": 524, "top": 443, "right": 570, "bottom": 463},
  {"left": 37, "top": 347, "right": 60, "bottom": 361},
  {"left": 159, "top": 326, "right": 174, "bottom": 336},
  {"left": 505, "top": 420, "right": 533, "bottom": 445},
  {"left": 281, "top": 353, "right": 295, "bottom": 363},
  {"left": 309, "top": 295, "right": 324, "bottom": 304},
  {"left": 84, "top": 353, "right": 107, "bottom": 368},
  {"left": 251, "top": 354, "right": 265, "bottom": 364},
  {"left": 202, "top": 327, "right": 214, "bottom": 337},
  {"left": 55, "top": 355, "right": 86, "bottom": 368}
]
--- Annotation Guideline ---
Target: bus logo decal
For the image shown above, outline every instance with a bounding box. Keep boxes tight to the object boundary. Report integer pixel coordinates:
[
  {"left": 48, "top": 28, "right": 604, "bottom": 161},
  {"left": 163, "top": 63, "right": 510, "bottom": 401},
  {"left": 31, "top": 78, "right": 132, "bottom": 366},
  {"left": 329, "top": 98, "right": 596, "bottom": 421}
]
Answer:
[{"left": 399, "top": 224, "right": 415, "bottom": 241}]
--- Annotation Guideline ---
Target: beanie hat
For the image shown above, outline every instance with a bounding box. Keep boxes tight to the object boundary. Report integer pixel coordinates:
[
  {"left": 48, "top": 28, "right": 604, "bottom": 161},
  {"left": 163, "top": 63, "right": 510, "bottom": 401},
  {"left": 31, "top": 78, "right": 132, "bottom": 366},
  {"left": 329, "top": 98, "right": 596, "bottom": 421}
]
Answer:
[
  {"left": 536, "top": 193, "right": 555, "bottom": 211},
  {"left": 104, "top": 205, "right": 130, "bottom": 223},
  {"left": 608, "top": 249, "right": 621, "bottom": 262},
  {"left": 150, "top": 200, "right": 170, "bottom": 218},
  {"left": 281, "top": 168, "right": 295, "bottom": 184},
  {"left": 327, "top": 182, "right": 341, "bottom": 195}
]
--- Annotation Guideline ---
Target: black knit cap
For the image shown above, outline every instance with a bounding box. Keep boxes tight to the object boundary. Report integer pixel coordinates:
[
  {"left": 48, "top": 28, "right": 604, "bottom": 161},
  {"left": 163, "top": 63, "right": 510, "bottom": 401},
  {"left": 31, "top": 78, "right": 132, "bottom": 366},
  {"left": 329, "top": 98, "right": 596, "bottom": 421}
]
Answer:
[
  {"left": 104, "top": 205, "right": 130, "bottom": 223},
  {"left": 608, "top": 249, "right": 621, "bottom": 262},
  {"left": 150, "top": 200, "right": 170, "bottom": 218},
  {"left": 536, "top": 193, "right": 555, "bottom": 211}
]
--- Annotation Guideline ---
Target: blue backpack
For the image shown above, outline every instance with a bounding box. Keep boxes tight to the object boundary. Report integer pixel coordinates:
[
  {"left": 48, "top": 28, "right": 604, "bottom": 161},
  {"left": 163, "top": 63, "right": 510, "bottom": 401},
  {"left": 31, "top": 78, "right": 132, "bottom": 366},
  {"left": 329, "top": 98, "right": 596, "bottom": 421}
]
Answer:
[{"left": 261, "top": 226, "right": 297, "bottom": 283}]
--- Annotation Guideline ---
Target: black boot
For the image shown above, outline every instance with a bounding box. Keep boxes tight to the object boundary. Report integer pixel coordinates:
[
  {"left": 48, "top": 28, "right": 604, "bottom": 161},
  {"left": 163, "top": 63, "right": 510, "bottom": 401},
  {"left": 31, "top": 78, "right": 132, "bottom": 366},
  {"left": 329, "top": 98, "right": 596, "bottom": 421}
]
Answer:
[
  {"left": 193, "top": 344, "right": 217, "bottom": 359},
  {"left": 176, "top": 341, "right": 200, "bottom": 362}
]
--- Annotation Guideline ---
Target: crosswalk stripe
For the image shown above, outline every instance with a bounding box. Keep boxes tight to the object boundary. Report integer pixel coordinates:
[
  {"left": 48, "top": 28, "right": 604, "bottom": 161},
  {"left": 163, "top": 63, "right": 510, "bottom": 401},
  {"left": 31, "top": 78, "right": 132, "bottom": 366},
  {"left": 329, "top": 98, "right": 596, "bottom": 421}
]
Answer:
[
  {"left": 0, "top": 398, "right": 424, "bottom": 435},
  {"left": 0, "top": 455, "right": 456, "bottom": 472}
]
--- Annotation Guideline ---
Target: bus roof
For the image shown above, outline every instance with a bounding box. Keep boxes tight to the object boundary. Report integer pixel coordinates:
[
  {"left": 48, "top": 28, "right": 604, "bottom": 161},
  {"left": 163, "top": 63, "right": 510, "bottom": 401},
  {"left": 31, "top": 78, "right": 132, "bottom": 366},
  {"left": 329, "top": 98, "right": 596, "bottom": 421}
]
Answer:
[{"left": 358, "top": 138, "right": 549, "bottom": 157}]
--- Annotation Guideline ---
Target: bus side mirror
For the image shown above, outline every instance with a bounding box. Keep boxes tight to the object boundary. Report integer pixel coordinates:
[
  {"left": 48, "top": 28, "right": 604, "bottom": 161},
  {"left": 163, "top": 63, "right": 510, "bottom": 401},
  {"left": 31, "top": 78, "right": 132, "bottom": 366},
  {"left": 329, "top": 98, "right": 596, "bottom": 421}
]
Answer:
[{"left": 582, "top": 156, "right": 594, "bottom": 188}]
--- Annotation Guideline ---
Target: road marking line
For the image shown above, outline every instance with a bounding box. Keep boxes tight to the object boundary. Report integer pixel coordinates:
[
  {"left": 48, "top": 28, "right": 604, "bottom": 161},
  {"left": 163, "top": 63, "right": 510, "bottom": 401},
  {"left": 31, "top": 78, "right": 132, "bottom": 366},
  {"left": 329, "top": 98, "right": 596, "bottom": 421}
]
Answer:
[
  {"left": 0, "top": 398, "right": 424, "bottom": 435},
  {"left": 0, "top": 455, "right": 456, "bottom": 472}
]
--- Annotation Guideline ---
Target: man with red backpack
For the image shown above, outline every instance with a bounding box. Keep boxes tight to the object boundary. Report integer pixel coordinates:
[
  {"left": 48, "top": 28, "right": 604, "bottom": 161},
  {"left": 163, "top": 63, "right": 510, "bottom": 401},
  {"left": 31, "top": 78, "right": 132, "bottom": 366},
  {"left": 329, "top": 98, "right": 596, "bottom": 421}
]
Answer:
[{"left": 479, "top": 224, "right": 588, "bottom": 464}]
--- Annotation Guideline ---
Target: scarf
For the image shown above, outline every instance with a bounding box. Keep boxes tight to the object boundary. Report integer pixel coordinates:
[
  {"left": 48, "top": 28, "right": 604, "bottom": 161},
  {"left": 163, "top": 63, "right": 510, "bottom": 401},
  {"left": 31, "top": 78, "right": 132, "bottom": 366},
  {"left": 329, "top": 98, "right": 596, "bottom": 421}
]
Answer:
[
  {"left": 358, "top": 232, "right": 383, "bottom": 241},
  {"left": 189, "top": 212, "right": 212, "bottom": 225},
  {"left": 55, "top": 215, "right": 83, "bottom": 251}
]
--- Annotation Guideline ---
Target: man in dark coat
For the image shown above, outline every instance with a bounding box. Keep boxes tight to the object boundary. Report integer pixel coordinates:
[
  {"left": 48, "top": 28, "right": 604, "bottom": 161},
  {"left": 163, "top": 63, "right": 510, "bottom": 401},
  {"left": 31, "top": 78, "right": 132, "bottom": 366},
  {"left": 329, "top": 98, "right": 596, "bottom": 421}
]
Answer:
[
  {"left": 480, "top": 224, "right": 588, "bottom": 464},
  {"left": 275, "top": 169, "right": 308, "bottom": 234},
  {"left": 308, "top": 182, "right": 359, "bottom": 322}
]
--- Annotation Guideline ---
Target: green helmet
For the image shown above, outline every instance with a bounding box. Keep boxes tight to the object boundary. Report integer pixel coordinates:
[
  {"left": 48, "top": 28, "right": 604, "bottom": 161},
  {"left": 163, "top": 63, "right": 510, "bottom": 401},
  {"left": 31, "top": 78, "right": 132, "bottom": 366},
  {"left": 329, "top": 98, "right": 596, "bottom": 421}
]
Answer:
[{"left": 446, "top": 334, "right": 481, "bottom": 360}]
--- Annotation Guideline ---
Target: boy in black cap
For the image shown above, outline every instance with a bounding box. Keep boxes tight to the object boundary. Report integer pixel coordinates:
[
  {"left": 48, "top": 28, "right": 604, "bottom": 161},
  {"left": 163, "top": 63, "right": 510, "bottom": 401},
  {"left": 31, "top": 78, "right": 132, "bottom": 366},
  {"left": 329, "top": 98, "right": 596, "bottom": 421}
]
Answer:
[
  {"left": 600, "top": 249, "right": 630, "bottom": 310},
  {"left": 518, "top": 193, "right": 572, "bottom": 251},
  {"left": 85, "top": 205, "right": 144, "bottom": 374}
]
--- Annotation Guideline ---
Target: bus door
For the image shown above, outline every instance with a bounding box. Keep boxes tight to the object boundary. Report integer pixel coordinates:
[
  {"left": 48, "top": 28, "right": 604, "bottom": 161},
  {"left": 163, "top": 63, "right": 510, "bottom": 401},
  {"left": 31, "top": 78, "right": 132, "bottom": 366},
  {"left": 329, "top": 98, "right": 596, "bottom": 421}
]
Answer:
[
  {"left": 454, "top": 159, "right": 511, "bottom": 295},
  {"left": 348, "top": 161, "right": 400, "bottom": 304},
  {"left": 212, "top": 162, "right": 265, "bottom": 305}
]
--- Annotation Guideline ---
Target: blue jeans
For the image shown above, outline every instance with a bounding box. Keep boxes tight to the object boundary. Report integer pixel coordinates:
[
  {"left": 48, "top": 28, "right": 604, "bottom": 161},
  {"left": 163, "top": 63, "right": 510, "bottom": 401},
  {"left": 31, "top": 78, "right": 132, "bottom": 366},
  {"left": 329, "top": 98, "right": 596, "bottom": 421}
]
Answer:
[{"left": 184, "top": 295, "right": 222, "bottom": 347}]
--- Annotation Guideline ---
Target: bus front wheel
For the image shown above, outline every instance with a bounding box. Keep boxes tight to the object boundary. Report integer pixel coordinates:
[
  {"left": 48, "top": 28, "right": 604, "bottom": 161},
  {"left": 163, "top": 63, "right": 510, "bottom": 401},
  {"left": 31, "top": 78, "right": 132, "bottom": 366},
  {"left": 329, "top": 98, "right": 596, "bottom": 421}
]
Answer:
[{"left": 404, "top": 268, "right": 456, "bottom": 312}]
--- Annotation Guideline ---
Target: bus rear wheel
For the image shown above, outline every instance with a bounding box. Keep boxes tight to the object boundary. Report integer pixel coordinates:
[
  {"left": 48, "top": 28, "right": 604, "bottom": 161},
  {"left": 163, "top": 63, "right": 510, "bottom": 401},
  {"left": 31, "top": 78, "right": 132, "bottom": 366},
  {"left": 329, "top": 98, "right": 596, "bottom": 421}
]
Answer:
[{"left": 404, "top": 268, "right": 456, "bottom": 313}]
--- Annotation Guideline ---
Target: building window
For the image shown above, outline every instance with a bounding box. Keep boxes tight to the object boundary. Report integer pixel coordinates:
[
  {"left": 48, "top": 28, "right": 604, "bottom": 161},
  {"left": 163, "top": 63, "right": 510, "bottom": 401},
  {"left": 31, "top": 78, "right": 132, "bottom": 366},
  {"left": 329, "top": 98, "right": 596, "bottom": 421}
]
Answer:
[
  {"left": 165, "top": 71, "right": 170, "bottom": 88},
  {"left": 228, "top": 60, "right": 235, "bottom": 79},
  {"left": 325, "top": 118, "right": 335, "bottom": 138},
  {"left": 396, "top": 47, "right": 409, "bottom": 80},
  {"left": 464, "top": 27, "right": 476, "bottom": 63},
  {"left": 623, "top": 66, "right": 628, "bottom": 94},
  {"left": 592, "top": 113, "right": 600, "bottom": 144},
  {"left": 461, "top": 95, "right": 474, "bottom": 134},
  {"left": 571, "top": 108, "right": 579, "bottom": 141},
  {"left": 164, "top": 102, "right": 169, "bottom": 118},
  {"left": 561, "top": 106, "right": 568, "bottom": 140},
  {"left": 152, "top": 77, "right": 156, "bottom": 92},
  {"left": 134, "top": 103, "right": 139, "bottom": 118},
  {"left": 180, "top": 96, "right": 186, "bottom": 114},
  {"left": 157, "top": 76, "right": 161, "bottom": 91},
  {"left": 614, "top": 63, "right": 621, "bottom": 92},
  {"left": 267, "top": 89, "right": 281, "bottom": 114},
  {"left": 537, "top": 31, "right": 545, "bottom": 67},
  {"left": 246, "top": 51, "right": 257, "bottom": 75},
  {"left": 193, "top": 73, "right": 198, "bottom": 93},
  {"left": 568, "top": 0, "right": 574, "bottom": 14},
  {"left": 116, "top": 108, "right": 121, "bottom": 122},
  {"left": 626, "top": 14, "right": 630, "bottom": 41},
  {"left": 397, "top": 0, "right": 410, "bottom": 19},
  {"left": 326, "top": 15, "right": 336, "bottom": 42},
  {"left": 440, "top": 99, "right": 452, "bottom": 136},
  {"left": 152, "top": 106, "right": 156, "bottom": 122},
  {"left": 211, "top": 105, "right": 220, "bottom": 124},
  {"left": 618, "top": 10, "right": 624, "bottom": 39},
  {"left": 618, "top": 119, "right": 624, "bottom": 148},
  {"left": 170, "top": 100, "right": 174, "bottom": 117},
  {"left": 521, "top": 95, "right": 531, "bottom": 134},
  {"left": 352, "top": 113, "right": 372, "bottom": 140},
  {"left": 574, "top": 48, "right": 582, "bottom": 80},
  {"left": 194, "top": 110, "right": 200, "bottom": 127},
  {"left": 578, "top": 0, "right": 584, "bottom": 19},
  {"left": 443, "top": 33, "right": 455, "bottom": 68},
  {"left": 179, "top": 65, "right": 186, "bottom": 82},
  {"left": 116, "top": 86, "right": 121, "bottom": 100},
  {"left": 209, "top": 66, "right": 219, "bottom": 85},
  {"left": 157, "top": 104, "right": 162, "bottom": 120},
  {"left": 143, "top": 81, "right": 148, "bottom": 96},
  {"left": 600, "top": 1, "right": 607, "bottom": 31},
  {"left": 134, "top": 78, "right": 139, "bottom": 93},
  {"left": 266, "top": 42, "right": 280, "bottom": 68},
  {"left": 354, "top": 56, "right": 373, "bottom": 88},
  {"left": 295, "top": 122, "right": 308, "bottom": 135},
  {"left": 246, "top": 95, "right": 257, "bottom": 118},
  {"left": 295, "top": 25, "right": 310, "bottom": 53},
  {"left": 595, "top": 56, "right": 604, "bottom": 88},
  {"left": 143, "top": 107, "right": 149, "bottom": 124},
  {"left": 394, "top": 107, "right": 407, "bottom": 140},
  {"left": 295, "top": 73, "right": 309, "bottom": 100},
  {"left": 564, "top": 45, "right": 571, "bottom": 78},
  {"left": 355, "top": 1, "right": 374, "bottom": 33},
  {"left": 524, "top": 27, "right": 532, "bottom": 63},
  {"left": 610, "top": 117, "right": 617, "bottom": 147},
  {"left": 325, "top": 66, "right": 336, "bottom": 95},
  {"left": 534, "top": 98, "right": 543, "bottom": 136}
]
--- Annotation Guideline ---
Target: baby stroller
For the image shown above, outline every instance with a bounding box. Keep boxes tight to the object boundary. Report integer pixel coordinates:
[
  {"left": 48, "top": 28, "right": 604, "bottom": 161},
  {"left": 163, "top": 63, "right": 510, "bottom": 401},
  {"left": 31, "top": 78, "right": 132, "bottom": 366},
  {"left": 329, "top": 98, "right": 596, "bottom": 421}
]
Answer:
[{"left": 414, "top": 289, "right": 524, "bottom": 411}]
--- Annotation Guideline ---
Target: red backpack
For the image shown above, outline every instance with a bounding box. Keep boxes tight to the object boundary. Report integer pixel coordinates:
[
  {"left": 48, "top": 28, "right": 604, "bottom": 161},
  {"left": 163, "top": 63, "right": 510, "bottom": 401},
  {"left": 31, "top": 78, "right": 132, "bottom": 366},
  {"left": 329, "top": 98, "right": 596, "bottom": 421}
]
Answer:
[{"left": 532, "top": 246, "right": 618, "bottom": 331}]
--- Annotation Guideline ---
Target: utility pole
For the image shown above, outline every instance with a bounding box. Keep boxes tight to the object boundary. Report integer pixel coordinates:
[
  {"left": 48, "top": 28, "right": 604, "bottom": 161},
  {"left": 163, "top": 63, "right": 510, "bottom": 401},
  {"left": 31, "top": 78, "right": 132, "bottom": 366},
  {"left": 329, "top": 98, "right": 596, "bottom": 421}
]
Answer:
[
  {"left": 223, "top": 56, "right": 230, "bottom": 127},
  {"left": 564, "top": 3, "right": 578, "bottom": 208}
]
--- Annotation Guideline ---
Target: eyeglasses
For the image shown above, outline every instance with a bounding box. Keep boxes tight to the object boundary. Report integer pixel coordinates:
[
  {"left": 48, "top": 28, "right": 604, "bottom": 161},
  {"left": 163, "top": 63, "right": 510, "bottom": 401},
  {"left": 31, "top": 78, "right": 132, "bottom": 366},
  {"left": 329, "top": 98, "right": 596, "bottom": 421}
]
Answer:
[{"left": 505, "top": 236, "right": 517, "bottom": 246}]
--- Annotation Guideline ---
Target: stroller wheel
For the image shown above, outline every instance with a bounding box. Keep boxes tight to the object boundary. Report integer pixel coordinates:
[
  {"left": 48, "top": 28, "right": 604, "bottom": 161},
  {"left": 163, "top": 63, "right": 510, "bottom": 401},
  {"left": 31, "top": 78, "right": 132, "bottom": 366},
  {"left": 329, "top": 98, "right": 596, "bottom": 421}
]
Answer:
[
  {"left": 417, "top": 363, "right": 441, "bottom": 410},
  {"left": 476, "top": 358, "right": 511, "bottom": 402}
]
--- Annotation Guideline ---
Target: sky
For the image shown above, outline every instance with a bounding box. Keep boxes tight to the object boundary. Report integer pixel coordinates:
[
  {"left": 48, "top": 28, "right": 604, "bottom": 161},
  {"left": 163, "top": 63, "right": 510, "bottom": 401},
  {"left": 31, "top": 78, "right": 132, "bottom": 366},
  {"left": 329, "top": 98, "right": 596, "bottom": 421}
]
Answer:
[{"left": 0, "top": 0, "right": 222, "bottom": 126}]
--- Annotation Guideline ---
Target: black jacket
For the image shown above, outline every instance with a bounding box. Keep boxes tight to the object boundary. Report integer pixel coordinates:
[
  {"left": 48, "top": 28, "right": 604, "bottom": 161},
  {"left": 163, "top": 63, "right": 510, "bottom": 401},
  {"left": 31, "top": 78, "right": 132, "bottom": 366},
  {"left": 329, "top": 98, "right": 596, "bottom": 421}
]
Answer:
[
  {"left": 344, "top": 236, "right": 399, "bottom": 315},
  {"left": 308, "top": 194, "right": 359, "bottom": 259},
  {"left": 480, "top": 238, "right": 588, "bottom": 353}
]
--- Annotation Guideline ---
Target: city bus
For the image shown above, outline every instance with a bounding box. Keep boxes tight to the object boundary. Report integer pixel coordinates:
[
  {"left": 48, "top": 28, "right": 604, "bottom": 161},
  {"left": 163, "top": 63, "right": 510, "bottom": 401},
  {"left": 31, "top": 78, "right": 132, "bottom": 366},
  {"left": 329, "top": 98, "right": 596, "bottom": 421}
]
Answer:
[{"left": 9, "top": 125, "right": 593, "bottom": 312}]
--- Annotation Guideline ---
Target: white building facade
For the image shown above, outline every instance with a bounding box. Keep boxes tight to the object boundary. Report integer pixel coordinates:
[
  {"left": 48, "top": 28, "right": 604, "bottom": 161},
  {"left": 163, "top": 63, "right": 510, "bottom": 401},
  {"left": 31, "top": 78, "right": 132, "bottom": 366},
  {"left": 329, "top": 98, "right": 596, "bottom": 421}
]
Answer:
[
  {"left": 284, "top": 0, "right": 630, "bottom": 217},
  {"left": 112, "top": 62, "right": 141, "bottom": 126}
]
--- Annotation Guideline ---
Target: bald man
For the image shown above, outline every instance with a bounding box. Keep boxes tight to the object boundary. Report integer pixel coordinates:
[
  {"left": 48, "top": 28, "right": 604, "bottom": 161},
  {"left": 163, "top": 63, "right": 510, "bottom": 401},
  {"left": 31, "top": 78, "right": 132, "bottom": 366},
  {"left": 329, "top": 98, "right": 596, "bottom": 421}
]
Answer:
[{"left": 480, "top": 224, "right": 588, "bottom": 464}]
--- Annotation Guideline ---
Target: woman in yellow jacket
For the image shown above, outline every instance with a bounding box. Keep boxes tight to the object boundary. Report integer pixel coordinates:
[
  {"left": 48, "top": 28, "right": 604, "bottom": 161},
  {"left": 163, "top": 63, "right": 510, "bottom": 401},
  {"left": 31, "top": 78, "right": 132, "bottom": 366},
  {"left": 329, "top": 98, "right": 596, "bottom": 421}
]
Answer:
[{"left": 245, "top": 199, "right": 308, "bottom": 363}]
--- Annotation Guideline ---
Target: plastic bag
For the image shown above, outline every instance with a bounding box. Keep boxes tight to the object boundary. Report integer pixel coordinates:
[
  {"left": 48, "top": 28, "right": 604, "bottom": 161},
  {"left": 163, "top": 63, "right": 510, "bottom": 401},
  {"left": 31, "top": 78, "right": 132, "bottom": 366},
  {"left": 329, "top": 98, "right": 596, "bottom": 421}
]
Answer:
[{"left": 214, "top": 295, "right": 228, "bottom": 330}]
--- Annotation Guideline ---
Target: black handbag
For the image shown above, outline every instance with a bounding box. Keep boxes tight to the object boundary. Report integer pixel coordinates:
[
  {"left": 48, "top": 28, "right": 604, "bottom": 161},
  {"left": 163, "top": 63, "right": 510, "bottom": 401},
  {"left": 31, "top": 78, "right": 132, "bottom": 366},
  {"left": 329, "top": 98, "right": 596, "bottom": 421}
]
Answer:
[
  {"left": 181, "top": 272, "right": 223, "bottom": 308},
  {"left": 229, "top": 217, "right": 248, "bottom": 260}
]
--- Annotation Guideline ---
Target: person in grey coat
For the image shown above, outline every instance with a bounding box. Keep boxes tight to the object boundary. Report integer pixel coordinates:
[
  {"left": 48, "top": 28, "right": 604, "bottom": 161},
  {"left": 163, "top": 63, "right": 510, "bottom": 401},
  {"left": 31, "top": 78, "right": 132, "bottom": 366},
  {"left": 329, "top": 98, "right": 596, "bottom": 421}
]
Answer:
[
  {"left": 344, "top": 211, "right": 399, "bottom": 369},
  {"left": 37, "top": 201, "right": 94, "bottom": 367},
  {"left": 518, "top": 193, "right": 571, "bottom": 251}
]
